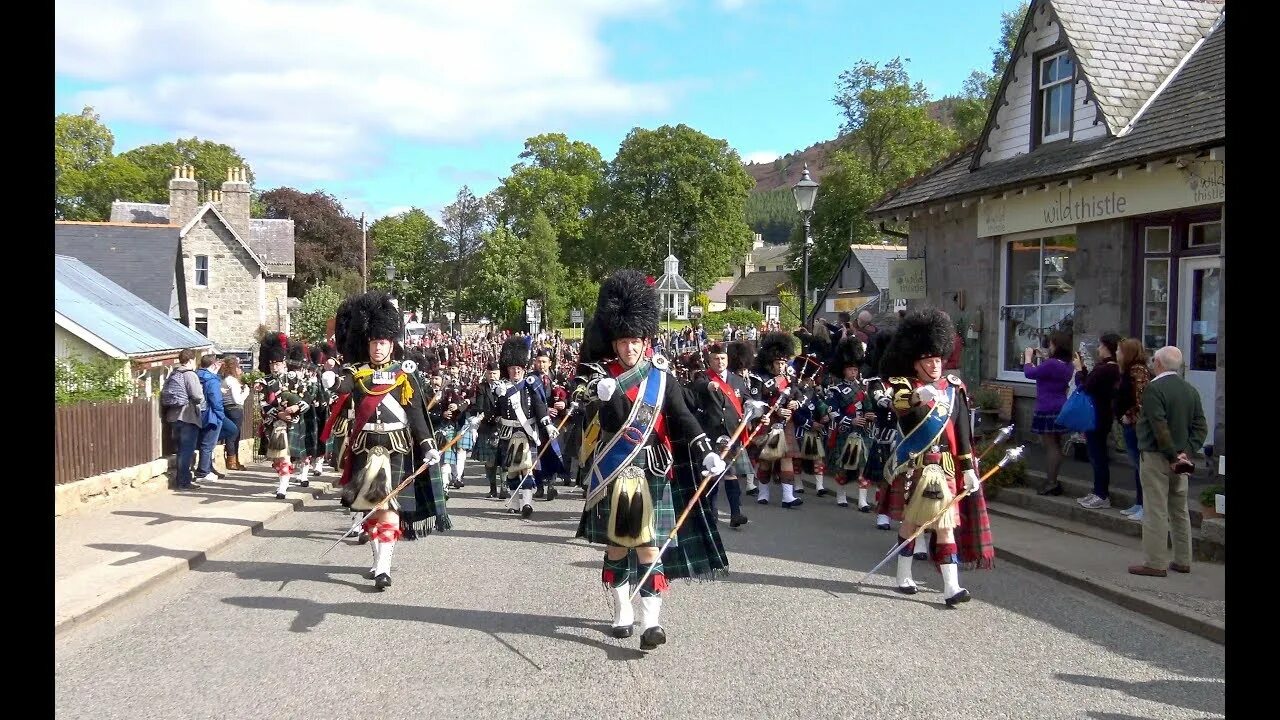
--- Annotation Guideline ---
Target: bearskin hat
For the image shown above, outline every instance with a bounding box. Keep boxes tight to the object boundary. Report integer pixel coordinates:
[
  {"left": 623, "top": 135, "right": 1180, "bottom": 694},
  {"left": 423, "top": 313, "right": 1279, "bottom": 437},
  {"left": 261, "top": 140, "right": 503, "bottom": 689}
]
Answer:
[
  {"left": 286, "top": 340, "right": 308, "bottom": 370},
  {"left": 754, "top": 331, "right": 796, "bottom": 372},
  {"left": 338, "top": 291, "right": 402, "bottom": 364},
  {"left": 727, "top": 340, "right": 755, "bottom": 372},
  {"left": 878, "top": 307, "right": 954, "bottom": 379},
  {"left": 577, "top": 317, "right": 612, "bottom": 365},
  {"left": 800, "top": 330, "right": 831, "bottom": 364},
  {"left": 309, "top": 342, "right": 333, "bottom": 366},
  {"left": 590, "top": 269, "right": 660, "bottom": 348},
  {"left": 499, "top": 335, "right": 530, "bottom": 373},
  {"left": 333, "top": 298, "right": 356, "bottom": 358},
  {"left": 258, "top": 331, "right": 289, "bottom": 373},
  {"left": 829, "top": 336, "right": 866, "bottom": 379},
  {"left": 420, "top": 347, "right": 441, "bottom": 374}
]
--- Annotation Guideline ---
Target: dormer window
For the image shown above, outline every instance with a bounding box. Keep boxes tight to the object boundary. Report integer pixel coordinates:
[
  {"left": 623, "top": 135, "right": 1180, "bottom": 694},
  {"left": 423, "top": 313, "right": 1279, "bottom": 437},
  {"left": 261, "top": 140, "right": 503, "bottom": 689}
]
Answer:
[{"left": 1038, "top": 50, "right": 1074, "bottom": 144}]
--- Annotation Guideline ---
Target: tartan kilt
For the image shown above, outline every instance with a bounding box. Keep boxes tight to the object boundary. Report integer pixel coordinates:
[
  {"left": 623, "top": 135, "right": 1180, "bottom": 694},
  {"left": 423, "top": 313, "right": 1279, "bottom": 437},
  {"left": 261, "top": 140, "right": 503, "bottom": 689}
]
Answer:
[
  {"left": 287, "top": 416, "right": 310, "bottom": 458},
  {"left": 471, "top": 428, "right": 499, "bottom": 464},
  {"left": 308, "top": 406, "right": 327, "bottom": 457},
  {"left": 434, "top": 423, "right": 460, "bottom": 466},
  {"left": 457, "top": 423, "right": 475, "bottom": 452},
  {"left": 347, "top": 432, "right": 447, "bottom": 537},
  {"left": 665, "top": 457, "right": 729, "bottom": 580},
  {"left": 576, "top": 458, "right": 676, "bottom": 550},
  {"left": 879, "top": 472, "right": 909, "bottom": 520}
]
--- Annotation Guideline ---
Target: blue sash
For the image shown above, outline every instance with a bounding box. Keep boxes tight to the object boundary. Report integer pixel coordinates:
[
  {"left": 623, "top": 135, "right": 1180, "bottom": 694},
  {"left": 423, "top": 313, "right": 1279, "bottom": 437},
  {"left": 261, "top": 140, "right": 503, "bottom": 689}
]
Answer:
[
  {"left": 893, "top": 385, "right": 956, "bottom": 466},
  {"left": 584, "top": 361, "right": 666, "bottom": 508}
]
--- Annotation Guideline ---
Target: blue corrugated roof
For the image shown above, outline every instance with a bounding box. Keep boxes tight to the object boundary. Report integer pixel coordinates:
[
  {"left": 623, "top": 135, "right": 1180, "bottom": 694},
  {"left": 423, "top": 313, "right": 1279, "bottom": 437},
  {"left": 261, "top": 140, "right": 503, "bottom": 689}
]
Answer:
[{"left": 55, "top": 255, "right": 212, "bottom": 356}]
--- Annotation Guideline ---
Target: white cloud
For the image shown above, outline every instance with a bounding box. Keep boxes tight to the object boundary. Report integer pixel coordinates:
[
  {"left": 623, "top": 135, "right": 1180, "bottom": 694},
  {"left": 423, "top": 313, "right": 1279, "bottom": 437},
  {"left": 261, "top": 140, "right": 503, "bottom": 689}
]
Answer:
[
  {"left": 742, "top": 150, "right": 779, "bottom": 164},
  {"left": 55, "top": 0, "right": 673, "bottom": 184}
]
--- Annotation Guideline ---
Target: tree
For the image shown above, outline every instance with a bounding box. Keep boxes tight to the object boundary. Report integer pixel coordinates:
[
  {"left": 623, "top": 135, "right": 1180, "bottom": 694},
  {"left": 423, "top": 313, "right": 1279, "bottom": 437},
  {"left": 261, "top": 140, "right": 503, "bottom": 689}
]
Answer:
[
  {"left": 590, "top": 124, "right": 755, "bottom": 291},
  {"left": 497, "top": 133, "right": 606, "bottom": 269},
  {"left": 948, "top": 2, "right": 1031, "bottom": 144},
  {"left": 292, "top": 283, "right": 343, "bottom": 343},
  {"left": 745, "top": 187, "right": 800, "bottom": 245},
  {"left": 832, "top": 57, "right": 959, "bottom": 190},
  {"left": 118, "top": 138, "right": 258, "bottom": 209},
  {"left": 258, "top": 188, "right": 363, "bottom": 296},
  {"left": 368, "top": 208, "right": 450, "bottom": 316},
  {"left": 462, "top": 226, "right": 524, "bottom": 328},
  {"left": 54, "top": 107, "right": 148, "bottom": 220},
  {"left": 787, "top": 149, "right": 887, "bottom": 295},
  {"left": 441, "top": 186, "right": 486, "bottom": 317},
  {"left": 517, "top": 212, "right": 569, "bottom": 327}
]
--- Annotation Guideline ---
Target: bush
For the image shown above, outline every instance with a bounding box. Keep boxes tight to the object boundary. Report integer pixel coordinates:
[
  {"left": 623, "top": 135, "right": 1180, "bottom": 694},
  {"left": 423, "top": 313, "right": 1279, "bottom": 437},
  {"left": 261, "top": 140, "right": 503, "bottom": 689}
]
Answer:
[
  {"left": 702, "top": 307, "right": 764, "bottom": 334},
  {"left": 55, "top": 356, "right": 132, "bottom": 405},
  {"left": 971, "top": 387, "right": 1001, "bottom": 411},
  {"left": 1199, "top": 484, "right": 1225, "bottom": 508}
]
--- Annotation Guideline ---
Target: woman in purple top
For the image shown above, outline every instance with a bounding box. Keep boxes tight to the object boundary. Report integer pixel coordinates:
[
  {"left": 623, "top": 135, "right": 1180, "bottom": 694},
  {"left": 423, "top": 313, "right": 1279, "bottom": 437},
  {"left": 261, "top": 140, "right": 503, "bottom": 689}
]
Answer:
[{"left": 1023, "top": 331, "right": 1075, "bottom": 496}]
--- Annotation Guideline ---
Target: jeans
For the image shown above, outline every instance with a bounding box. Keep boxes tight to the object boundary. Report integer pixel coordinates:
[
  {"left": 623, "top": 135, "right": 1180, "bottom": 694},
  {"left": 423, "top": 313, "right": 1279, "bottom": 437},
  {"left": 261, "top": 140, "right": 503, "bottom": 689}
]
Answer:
[
  {"left": 218, "top": 416, "right": 239, "bottom": 445},
  {"left": 198, "top": 420, "right": 223, "bottom": 476},
  {"left": 1122, "top": 424, "right": 1144, "bottom": 506},
  {"left": 172, "top": 421, "right": 200, "bottom": 487},
  {"left": 1085, "top": 427, "right": 1111, "bottom": 499}
]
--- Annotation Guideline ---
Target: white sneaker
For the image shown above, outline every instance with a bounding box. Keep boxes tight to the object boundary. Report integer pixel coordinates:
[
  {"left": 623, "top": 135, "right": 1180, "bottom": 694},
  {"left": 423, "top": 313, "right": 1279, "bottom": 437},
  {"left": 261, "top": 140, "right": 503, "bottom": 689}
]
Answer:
[
  {"left": 1080, "top": 495, "right": 1111, "bottom": 510},
  {"left": 1126, "top": 508, "right": 1144, "bottom": 522},
  {"left": 1076, "top": 494, "right": 1099, "bottom": 507},
  {"left": 1120, "top": 504, "right": 1142, "bottom": 516}
]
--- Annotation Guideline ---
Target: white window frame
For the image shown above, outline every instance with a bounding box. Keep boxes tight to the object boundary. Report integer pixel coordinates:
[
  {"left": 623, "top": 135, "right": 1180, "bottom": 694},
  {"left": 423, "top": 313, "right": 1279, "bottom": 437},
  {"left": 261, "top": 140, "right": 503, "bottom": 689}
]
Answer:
[
  {"left": 194, "top": 255, "right": 210, "bottom": 287},
  {"left": 1188, "top": 220, "right": 1222, "bottom": 248},
  {"left": 997, "top": 228, "right": 1077, "bottom": 382},
  {"left": 194, "top": 308, "right": 209, "bottom": 337},
  {"left": 1039, "top": 50, "right": 1073, "bottom": 144}
]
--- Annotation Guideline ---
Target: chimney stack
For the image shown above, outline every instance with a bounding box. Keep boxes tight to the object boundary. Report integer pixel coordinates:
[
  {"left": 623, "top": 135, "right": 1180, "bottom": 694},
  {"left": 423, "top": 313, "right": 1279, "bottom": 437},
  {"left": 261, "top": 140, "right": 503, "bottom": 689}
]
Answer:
[
  {"left": 168, "top": 165, "right": 199, "bottom": 226},
  {"left": 220, "top": 166, "right": 251, "bottom": 241},
  {"left": 753, "top": 233, "right": 764, "bottom": 250}
]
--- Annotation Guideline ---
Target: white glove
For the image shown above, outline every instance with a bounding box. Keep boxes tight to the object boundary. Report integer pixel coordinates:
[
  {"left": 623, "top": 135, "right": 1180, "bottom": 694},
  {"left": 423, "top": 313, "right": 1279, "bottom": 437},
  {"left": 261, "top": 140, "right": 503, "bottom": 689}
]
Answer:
[
  {"left": 596, "top": 378, "right": 617, "bottom": 401},
  {"left": 321, "top": 369, "right": 337, "bottom": 390},
  {"left": 423, "top": 449, "right": 442, "bottom": 466},
  {"left": 963, "top": 469, "right": 980, "bottom": 494},
  {"left": 744, "top": 400, "right": 768, "bottom": 420},
  {"left": 542, "top": 418, "right": 560, "bottom": 440},
  {"left": 915, "top": 383, "right": 944, "bottom": 405},
  {"left": 703, "top": 452, "right": 727, "bottom": 476}
]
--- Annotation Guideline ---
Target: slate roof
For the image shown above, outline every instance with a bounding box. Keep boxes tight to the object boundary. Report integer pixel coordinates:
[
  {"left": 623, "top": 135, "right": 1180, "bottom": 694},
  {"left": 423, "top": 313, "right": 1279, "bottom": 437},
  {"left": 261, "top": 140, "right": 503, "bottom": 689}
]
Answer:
[
  {"left": 871, "top": 11, "right": 1224, "bottom": 215},
  {"left": 747, "top": 243, "right": 791, "bottom": 269},
  {"left": 706, "top": 278, "right": 736, "bottom": 303},
  {"left": 1052, "top": 0, "right": 1223, "bottom": 134},
  {"left": 108, "top": 201, "right": 296, "bottom": 276},
  {"left": 109, "top": 202, "right": 170, "bottom": 224},
  {"left": 56, "top": 255, "right": 211, "bottom": 357},
  {"left": 53, "top": 222, "right": 180, "bottom": 316},
  {"left": 848, "top": 244, "right": 905, "bottom": 291},
  {"left": 727, "top": 270, "right": 794, "bottom": 298},
  {"left": 656, "top": 272, "right": 694, "bottom": 293}
]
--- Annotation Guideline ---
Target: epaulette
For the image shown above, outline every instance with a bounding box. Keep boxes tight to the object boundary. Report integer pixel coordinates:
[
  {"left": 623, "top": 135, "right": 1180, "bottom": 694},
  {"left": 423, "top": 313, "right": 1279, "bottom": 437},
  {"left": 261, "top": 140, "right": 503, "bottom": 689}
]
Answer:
[{"left": 947, "top": 374, "right": 965, "bottom": 389}]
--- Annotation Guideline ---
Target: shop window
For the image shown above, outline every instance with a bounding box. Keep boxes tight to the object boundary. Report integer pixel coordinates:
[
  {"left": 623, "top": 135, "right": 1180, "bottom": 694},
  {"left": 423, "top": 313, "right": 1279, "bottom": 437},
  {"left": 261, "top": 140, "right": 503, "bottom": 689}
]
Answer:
[
  {"left": 1188, "top": 221, "right": 1222, "bottom": 247},
  {"left": 999, "top": 233, "right": 1077, "bottom": 380},
  {"left": 1143, "top": 258, "right": 1171, "bottom": 351},
  {"left": 1144, "top": 226, "right": 1171, "bottom": 253},
  {"left": 1038, "top": 51, "right": 1074, "bottom": 144}
]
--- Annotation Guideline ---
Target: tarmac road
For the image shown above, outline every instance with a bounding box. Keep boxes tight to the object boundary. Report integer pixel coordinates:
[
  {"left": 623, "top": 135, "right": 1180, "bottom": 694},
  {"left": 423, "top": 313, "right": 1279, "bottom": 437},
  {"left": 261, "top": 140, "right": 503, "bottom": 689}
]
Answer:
[{"left": 55, "top": 469, "right": 1224, "bottom": 720}]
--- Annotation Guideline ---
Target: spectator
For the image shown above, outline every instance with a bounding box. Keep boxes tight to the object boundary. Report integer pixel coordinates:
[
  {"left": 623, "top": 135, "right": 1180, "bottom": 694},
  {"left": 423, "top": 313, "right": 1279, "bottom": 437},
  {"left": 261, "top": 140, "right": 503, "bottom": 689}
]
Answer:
[
  {"left": 1113, "top": 338, "right": 1153, "bottom": 522},
  {"left": 219, "top": 355, "right": 249, "bottom": 471},
  {"left": 849, "top": 310, "right": 878, "bottom": 344},
  {"left": 162, "top": 349, "right": 205, "bottom": 490},
  {"left": 1129, "top": 346, "right": 1206, "bottom": 577},
  {"left": 1074, "top": 333, "right": 1122, "bottom": 510},
  {"left": 1023, "top": 331, "right": 1074, "bottom": 496},
  {"left": 195, "top": 354, "right": 230, "bottom": 481}
]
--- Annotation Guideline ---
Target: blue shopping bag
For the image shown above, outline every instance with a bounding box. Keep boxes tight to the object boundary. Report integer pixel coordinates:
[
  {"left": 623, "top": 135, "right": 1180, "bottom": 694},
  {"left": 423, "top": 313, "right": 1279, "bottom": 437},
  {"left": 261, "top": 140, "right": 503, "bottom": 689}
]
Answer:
[{"left": 1055, "top": 389, "right": 1096, "bottom": 432}]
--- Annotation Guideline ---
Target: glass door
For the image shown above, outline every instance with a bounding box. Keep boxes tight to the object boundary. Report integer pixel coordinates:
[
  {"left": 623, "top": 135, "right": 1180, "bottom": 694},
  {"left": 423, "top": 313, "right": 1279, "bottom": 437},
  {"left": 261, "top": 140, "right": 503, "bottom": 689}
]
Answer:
[{"left": 1177, "top": 256, "right": 1220, "bottom": 441}]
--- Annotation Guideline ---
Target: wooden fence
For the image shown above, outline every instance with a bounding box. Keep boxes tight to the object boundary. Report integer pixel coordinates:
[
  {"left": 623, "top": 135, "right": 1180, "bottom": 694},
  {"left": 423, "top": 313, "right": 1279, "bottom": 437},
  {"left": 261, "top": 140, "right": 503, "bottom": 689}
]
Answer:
[{"left": 55, "top": 397, "right": 157, "bottom": 485}]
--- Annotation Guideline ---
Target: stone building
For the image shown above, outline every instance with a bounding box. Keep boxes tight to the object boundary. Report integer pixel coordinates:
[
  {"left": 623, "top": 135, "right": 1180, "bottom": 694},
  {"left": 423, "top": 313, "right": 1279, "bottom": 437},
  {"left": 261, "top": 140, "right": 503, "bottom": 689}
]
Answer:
[
  {"left": 866, "top": 0, "right": 1225, "bottom": 459},
  {"left": 108, "top": 166, "right": 296, "bottom": 361}
]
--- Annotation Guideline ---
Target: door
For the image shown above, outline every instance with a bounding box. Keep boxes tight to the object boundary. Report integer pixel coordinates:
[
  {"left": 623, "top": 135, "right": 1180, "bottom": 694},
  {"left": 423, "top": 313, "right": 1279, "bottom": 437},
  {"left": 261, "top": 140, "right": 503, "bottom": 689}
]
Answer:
[{"left": 1177, "top": 256, "right": 1220, "bottom": 442}]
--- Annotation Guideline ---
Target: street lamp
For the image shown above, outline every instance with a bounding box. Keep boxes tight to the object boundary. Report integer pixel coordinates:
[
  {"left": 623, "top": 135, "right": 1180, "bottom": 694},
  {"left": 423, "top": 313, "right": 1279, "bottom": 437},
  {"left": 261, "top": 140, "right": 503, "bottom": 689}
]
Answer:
[
  {"left": 792, "top": 163, "right": 819, "bottom": 326},
  {"left": 385, "top": 261, "right": 396, "bottom": 282}
]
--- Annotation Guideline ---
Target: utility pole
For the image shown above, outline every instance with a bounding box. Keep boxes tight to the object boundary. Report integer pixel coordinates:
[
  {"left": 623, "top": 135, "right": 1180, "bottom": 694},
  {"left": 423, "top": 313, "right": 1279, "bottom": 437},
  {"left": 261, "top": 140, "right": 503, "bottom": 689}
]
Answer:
[{"left": 361, "top": 212, "right": 367, "bottom": 293}]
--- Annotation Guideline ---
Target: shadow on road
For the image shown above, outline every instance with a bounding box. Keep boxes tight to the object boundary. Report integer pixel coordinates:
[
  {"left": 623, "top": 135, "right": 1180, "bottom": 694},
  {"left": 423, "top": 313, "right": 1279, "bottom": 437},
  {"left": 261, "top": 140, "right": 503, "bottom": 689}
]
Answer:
[
  {"left": 221, "top": 595, "right": 648, "bottom": 662},
  {"left": 1057, "top": 673, "right": 1224, "bottom": 716}
]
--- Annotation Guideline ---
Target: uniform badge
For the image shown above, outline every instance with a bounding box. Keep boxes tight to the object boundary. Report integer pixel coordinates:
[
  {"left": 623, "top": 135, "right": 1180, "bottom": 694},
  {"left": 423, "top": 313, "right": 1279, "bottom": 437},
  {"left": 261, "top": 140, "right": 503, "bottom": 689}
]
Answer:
[{"left": 372, "top": 371, "right": 395, "bottom": 385}]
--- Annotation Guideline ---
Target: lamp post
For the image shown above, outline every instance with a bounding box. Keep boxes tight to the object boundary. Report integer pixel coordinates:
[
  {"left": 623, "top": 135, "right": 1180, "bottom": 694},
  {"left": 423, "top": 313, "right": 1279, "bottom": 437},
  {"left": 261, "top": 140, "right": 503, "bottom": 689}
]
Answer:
[
  {"left": 792, "top": 163, "right": 819, "bottom": 326},
  {"left": 385, "top": 261, "right": 398, "bottom": 308}
]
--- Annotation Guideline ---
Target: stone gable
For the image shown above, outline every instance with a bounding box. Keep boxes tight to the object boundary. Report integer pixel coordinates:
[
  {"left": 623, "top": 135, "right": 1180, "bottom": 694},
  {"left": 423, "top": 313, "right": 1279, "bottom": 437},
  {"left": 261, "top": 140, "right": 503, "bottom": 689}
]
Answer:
[{"left": 182, "top": 214, "right": 264, "bottom": 352}]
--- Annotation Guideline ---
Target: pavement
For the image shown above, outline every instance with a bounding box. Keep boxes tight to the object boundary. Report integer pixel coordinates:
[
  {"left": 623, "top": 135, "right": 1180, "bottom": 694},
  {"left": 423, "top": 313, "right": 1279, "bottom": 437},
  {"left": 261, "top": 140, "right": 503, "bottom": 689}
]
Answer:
[{"left": 55, "top": 459, "right": 1224, "bottom": 719}]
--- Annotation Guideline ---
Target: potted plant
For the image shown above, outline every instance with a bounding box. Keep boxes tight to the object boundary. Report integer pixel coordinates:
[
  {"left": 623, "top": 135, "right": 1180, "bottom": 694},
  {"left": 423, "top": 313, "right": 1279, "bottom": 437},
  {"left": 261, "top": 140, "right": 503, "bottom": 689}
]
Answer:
[{"left": 1199, "top": 484, "right": 1225, "bottom": 519}]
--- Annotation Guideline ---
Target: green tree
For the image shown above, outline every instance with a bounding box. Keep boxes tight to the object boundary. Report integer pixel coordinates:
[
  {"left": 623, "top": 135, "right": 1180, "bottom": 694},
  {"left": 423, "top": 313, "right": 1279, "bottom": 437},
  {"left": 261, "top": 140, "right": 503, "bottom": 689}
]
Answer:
[
  {"left": 591, "top": 124, "right": 755, "bottom": 291},
  {"left": 368, "top": 208, "right": 450, "bottom": 316},
  {"left": 259, "top": 188, "right": 363, "bottom": 296},
  {"left": 54, "top": 107, "right": 149, "bottom": 220},
  {"left": 949, "top": 2, "right": 1031, "bottom": 144},
  {"left": 745, "top": 187, "right": 800, "bottom": 245},
  {"left": 118, "top": 138, "right": 257, "bottom": 207},
  {"left": 516, "top": 211, "right": 569, "bottom": 327},
  {"left": 497, "top": 133, "right": 606, "bottom": 270},
  {"left": 787, "top": 150, "right": 888, "bottom": 297},
  {"left": 463, "top": 226, "right": 524, "bottom": 327},
  {"left": 442, "top": 186, "right": 486, "bottom": 317},
  {"left": 291, "top": 283, "right": 343, "bottom": 343}
]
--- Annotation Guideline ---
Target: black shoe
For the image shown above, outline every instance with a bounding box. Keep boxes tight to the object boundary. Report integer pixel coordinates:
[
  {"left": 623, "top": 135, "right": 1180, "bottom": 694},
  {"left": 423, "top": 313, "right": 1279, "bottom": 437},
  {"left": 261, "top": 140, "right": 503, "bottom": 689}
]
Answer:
[
  {"left": 499, "top": 489, "right": 510, "bottom": 500},
  {"left": 364, "top": 569, "right": 376, "bottom": 580},
  {"left": 562, "top": 478, "right": 573, "bottom": 486},
  {"left": 945, "top": 589, "right": 972, "bottom": 607},
  {"left": 896, "top": 584, "right": 919, "bottom": 595},
  {"left": 837, "top": 501, "right": 849, "bottom": 508},
  {"left": 534, "top": 487, "right": 545, "bottom": 499},
  {"left": 730, "top": 514, "right": 748, "bottom": 528},
  {"left": 816, "top": 488, "right": 831, "bottom": 497},
  {"left": 455, "top": 480, "right": 465, "bottom": 488},
  {"left": 184, "top": 480, "right": 204, "bottom": 491},
  {"left": 374, "top": 573, "right": 391, "bottom": 591},
  {"left": 782, "top": 499, "right": 803, "bottom": 508},
  {"left": 794, "top": 486, "right": 805, "bottom": 494},
  {"left": 299, "top": 479, "right": 310, "bottom": 488},
  {"left": 545, "top": 486, "right": 558, "bottom": 501},
  {"left": 757, "top": 498, "right": 769, "bottom": 505},
  {"left": 357, "top": 531, "right": 370, "bottom": 545},
  {"left": 486, "top": 490, "right": 498, "bottom": 499},
  {"left": 611, "top": 625, "right": 634, "bottom": 639},
  {"left": 745, "top": 487, "right": 759, "bottom": 496},
  {"left": 1038, "top": 483, "right": 1064, "bottom": 496},
  {"left": 639, "top": 626, "right": 666, "bottom": 651},
  {"left": 521, "top": 504, "right": 534, "bottom": 519},
  {"left": 274, "top": 491, "right": 285, "bottom": 499},
  {"left": 310, "top": 468, "right": 322, "bottom": 476}
]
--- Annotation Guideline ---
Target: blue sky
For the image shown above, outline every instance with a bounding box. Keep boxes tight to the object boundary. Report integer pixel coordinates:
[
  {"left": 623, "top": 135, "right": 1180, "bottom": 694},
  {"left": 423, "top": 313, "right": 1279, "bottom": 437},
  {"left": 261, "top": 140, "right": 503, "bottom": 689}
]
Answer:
[{"left": 55, "top": 0, "right": 1022, "bottom": 221}]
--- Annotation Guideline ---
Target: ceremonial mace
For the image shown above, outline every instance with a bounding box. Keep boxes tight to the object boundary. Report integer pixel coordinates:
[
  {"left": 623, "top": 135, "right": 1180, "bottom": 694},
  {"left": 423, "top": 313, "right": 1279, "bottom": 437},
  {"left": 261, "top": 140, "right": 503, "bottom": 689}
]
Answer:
[
  {"left": 979, "top": 424, "right": 1015, "bottom": 461},
  {"left": 628, "top": 387, "right": 792, "bottom": 602},
  {"left": 854, "top": 445, "right": 1024, "bottom": 587},
  {"left": 321, "top": 414, "right": 482, "bottom": 558}
]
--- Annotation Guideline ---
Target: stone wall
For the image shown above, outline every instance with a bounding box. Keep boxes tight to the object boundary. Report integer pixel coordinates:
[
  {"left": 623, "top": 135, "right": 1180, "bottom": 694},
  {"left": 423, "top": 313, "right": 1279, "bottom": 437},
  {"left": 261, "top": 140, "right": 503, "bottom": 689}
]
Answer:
[
  {"left": 264, "top": 277, "right": 290, "bottom": 336},
  {"left": 182, "top": 216, "right": 262, "bottom": 352},
  {"left": 1069, "top": 219, "right": 1133, "bottom": 340}
]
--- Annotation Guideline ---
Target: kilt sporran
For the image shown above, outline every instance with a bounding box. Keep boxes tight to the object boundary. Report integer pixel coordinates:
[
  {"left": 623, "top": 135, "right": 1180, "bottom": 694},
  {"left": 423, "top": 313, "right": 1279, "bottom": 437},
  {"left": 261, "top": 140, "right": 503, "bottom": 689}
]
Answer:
[
  {"left": 760, "top": 426, "right": 788, "bottom": 461},
  {"left": 903, "top": 461, "right": 958, "bottom": 529}
]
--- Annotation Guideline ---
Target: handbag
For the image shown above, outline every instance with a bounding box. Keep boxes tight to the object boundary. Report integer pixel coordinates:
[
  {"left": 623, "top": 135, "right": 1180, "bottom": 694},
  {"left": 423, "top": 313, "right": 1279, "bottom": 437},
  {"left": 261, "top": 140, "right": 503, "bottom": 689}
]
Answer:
[{"left": 1055, "top": 388, "right": 1096, "bottom": 432}]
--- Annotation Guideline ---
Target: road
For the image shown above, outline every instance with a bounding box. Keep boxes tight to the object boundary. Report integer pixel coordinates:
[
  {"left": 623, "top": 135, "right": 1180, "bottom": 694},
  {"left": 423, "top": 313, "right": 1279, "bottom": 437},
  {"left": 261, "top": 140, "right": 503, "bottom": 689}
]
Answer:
[{"left": 55, "top": 468, "right": 1224, "bottom": 720}]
